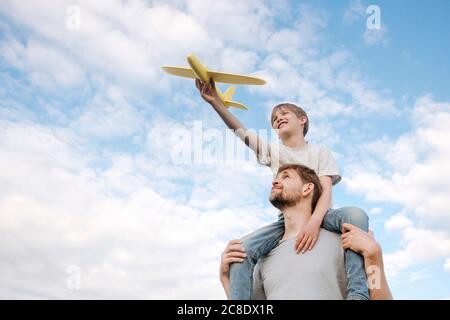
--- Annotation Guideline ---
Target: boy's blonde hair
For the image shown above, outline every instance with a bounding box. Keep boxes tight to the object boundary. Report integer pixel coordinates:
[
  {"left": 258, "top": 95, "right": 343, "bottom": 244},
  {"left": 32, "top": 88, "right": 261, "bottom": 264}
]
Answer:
[{"left": 271, "top": 102, "right": 309, "bottom": 136}]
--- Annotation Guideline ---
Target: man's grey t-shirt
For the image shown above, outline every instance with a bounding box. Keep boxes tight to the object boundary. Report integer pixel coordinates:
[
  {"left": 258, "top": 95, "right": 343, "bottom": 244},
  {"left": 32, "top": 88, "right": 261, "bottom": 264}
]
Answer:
[{"left": 252, "top": 229, "right": 347, "bottom": 300}]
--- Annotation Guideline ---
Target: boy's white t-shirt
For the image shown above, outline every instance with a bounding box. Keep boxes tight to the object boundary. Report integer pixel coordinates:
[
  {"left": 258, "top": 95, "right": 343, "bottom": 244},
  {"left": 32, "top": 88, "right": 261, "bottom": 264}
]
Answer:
[{"left": 257, "top": 139, "right": 342, "bottom": 185}]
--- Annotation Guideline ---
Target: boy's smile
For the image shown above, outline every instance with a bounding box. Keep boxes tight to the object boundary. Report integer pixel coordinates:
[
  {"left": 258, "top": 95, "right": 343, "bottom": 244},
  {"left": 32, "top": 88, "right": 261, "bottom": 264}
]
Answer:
[{"left": 277, "top": 119, "right": 288, "bottom": 129}]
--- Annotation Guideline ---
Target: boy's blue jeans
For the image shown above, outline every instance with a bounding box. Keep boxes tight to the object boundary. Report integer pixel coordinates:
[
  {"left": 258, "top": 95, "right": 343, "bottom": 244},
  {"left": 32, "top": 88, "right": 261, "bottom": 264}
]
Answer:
[{"left": 229, "top": 207, "right": 370, "bottom": 300}]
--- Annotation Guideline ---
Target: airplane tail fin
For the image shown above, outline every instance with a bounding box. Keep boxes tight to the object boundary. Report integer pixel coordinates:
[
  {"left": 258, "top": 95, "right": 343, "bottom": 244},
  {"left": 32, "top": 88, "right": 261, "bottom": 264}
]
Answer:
[
  {"left": 223, "top": 100, "right": 248, "bottom": 110},
  {"left": 219, "top": 85, "right": 248, "bottom": 110},
  {"left": 223, "top": 86, "right": 236, "bottom": 100}
]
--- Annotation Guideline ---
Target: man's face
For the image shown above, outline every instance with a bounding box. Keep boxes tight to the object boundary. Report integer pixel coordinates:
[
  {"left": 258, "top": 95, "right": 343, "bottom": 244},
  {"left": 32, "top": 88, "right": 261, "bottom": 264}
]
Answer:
[
  {"left": 269, "top": 168, "right": 304, "bottom": 210},
  {"left": 271, "top": 107, "right": 306, "bottom": 137}
]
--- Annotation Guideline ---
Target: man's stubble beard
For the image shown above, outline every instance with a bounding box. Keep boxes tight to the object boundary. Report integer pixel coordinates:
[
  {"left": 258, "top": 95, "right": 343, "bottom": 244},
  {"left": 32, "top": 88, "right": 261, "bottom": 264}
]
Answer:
[{"left": 269, "top": 188, "right": 302, "bottom": 211}]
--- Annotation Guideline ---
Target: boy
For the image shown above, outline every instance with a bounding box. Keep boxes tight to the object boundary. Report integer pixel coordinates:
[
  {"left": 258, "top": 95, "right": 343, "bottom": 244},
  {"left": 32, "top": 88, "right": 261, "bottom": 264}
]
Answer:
[{"left": 195, "top": 79, "right": 369, "bottom": 300}]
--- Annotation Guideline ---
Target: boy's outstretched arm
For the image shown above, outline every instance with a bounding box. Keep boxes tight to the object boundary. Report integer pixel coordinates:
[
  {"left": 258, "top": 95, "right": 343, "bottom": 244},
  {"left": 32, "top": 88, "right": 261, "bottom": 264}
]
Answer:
[
  {"left": 295, "top": 175, "right": 332, "bottom": 253},
  {"left": 195, "top": 79, "right": 262, "bottom": 155}
]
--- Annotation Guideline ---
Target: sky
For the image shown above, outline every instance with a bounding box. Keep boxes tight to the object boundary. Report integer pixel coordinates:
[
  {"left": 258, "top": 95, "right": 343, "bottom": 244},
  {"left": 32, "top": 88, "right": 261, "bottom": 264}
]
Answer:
[{"left": 0, "top": 0, "right": 449, "bottom": 299}]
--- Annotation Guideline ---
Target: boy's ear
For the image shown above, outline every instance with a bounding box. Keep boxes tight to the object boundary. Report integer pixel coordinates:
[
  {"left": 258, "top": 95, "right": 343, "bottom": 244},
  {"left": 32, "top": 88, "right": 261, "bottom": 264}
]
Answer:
[{"left": 299, "top": 116, "right": 307, "bottom": 125}]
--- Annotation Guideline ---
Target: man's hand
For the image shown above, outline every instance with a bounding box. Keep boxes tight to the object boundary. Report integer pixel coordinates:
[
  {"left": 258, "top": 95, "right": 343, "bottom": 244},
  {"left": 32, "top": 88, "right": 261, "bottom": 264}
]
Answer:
[
  {"left": 220, "top": 239, "right": 247, "bottom": 282},
  {"left": 341, "top": 223, "right": 381, "bottom": 258},
  {"left": 341, "top": 224, "right": 393, "bottom": 300},
  {"left": 195, "top": 78, "right": 221, "bottom": 105},
  {"left": 295, "top": 217, "right": 321, "bottom": 254}
]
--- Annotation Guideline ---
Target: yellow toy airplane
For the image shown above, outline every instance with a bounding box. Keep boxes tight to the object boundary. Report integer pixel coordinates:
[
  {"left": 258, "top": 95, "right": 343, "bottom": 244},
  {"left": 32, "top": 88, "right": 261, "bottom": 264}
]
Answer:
[{"left": 162, "top": 54, "right": 265, "bottom": 110}]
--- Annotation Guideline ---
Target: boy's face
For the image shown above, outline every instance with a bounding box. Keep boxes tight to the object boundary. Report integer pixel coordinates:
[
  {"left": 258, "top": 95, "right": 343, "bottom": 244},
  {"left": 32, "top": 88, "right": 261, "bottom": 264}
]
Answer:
[{"left": 271, "top": 107, "right": 306, "bottom": 137}]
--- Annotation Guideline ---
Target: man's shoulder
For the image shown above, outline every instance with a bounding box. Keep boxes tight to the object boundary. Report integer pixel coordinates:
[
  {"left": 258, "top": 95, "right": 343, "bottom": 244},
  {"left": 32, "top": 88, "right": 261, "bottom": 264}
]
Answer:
[
  {"left": 317, "top": 228, "right": 343, "bottom": 248},
  {"left": 318, "top": 228, "right": 340, "bottom": 239},
  {"left": 261, "top": 229, "right": 343, "bottom": 268},
  {"left": 271, "top": 230, "right": 341, "bottom": 254}
]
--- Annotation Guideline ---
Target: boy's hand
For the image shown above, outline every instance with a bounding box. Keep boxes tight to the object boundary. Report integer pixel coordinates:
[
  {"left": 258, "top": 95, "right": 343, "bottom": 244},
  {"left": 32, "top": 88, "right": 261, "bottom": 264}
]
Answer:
[
  {"left": 295, "top": 217, "right": 321, "bottom": 254},
  {"left": 195, "top": 78, "right": 221, "bottom": 105}
]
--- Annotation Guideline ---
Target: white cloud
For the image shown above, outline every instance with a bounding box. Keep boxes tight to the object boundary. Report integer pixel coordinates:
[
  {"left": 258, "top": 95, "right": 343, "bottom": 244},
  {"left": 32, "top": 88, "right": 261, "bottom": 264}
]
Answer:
[
  {"left": 445, "top": 258, "right": 450, "bottom": 274},
  {"left": 408, "top": 269, "right": 431, "bottom": 282},
  {"left": 345, "top": 96, "right": 450, "bottom": 228},
  {"left": 363, "top": 25, "right": 390, "bottom": 46},
  {"left": 385, "top": 213, "right": 413, "bottom": 231},
  {"left": 1, "top": 0, "right": 397, "bottom": 125},
  {"left": 335, "top": 70, "right": 396, "bottom": 114},
  {"left": 253, "top": 26, "right": 396, "bottom": 119},
  {"left": 144, "top": 116, "right": 276, "bottom": 210},
  {"left": 265, "top": 5, "right": 326, "bottom": 61},
  {"left": 0, "top": 0, "right": 217, "bottom": 89},
  {"left": 383, "top": 221, "right": 450, "bottom": 277},
  {"left": 342, "top": 0, "right": 366, "bottom": 24},
  {"left": 217, "top": 48, "right": 260, "bottom": 75},
  {"left": 345, "top": 96, "right": 450, "bottom": 277},
  {"left": 307, "top": 119, "right": 342, "bottom": 147},
  {"left": 0, "top": 119, "right": 271, "bottom": 298},
  {"left": 343, "top": 0, "right": 390, "bottom": 46},
  {"left": 73, "top": 86, "right": 145, "bottom": 140},
  {"left": 0, "top": 37, "right": 85, "bottom": 89},
  {"left": 369, "top": 207, "right": 383, "bottom": 216},
  {"left": 184, "top": 0, "right": 273, "bottom": 50}
]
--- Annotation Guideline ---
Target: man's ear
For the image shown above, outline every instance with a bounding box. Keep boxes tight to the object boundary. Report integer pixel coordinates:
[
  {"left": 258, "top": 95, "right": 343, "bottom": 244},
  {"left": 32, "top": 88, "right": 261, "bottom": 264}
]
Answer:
[{"left": 302, "top": 183, "right": 314, "bottom": 197}]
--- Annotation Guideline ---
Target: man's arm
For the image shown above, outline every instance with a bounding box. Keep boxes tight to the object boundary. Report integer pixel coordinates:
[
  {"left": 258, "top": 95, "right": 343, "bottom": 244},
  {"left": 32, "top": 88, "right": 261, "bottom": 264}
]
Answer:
[
  {"left": 364, "top": 247, "right": 393, "bottom": 300},
  {"left": 195, "top": 79, "right": 263, "bottom": 155},
  {"left": 295, "top": 175, "right": 333, "bottom": 253},
  {"left": 341, "top": 224, "right": 393, "bottom": 300}
]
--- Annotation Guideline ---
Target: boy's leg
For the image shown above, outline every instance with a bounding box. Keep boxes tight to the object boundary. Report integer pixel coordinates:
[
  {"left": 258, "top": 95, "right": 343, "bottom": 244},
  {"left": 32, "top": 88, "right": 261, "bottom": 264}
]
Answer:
[
  {"left": 321, "top": 207, "right": 370, "bottom": 300},
  {"left": 229, "top": 218, "right": 285, "bottom": 300}
]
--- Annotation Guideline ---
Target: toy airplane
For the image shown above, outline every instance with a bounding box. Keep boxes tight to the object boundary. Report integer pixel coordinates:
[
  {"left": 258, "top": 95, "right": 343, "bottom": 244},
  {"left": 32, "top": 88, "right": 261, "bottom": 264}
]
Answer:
[{"left": 162, "top": 54, "right": 265, "bottom": 110}]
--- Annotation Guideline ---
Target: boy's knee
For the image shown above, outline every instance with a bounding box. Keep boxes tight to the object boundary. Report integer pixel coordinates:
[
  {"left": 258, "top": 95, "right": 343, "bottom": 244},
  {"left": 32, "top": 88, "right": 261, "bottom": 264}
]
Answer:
[{"left": 342, "top": 207, "right": 369, "bottom": 231}]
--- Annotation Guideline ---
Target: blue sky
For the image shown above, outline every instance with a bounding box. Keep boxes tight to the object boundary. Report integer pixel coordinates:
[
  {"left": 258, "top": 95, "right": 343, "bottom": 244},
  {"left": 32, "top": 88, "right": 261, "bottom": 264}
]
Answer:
[{"left": 0, "top": 0, "right": 449, "bottom": 299}]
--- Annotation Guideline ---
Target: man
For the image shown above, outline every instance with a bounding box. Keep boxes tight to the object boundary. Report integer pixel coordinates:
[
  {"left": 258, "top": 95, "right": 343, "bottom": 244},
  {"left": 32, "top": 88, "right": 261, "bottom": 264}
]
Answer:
[{"left": 220, "top": 164, "right": 392, "bottom": 300}]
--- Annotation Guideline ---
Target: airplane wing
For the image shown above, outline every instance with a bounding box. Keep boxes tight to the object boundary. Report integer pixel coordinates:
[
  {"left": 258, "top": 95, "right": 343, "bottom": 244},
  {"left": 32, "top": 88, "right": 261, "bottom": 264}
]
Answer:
[
  {"left": 207, "top": 70, "right": 265, "bottom": 85},
  {"left": 162, "top": 66, "right": 265, "bottom": 85},
  {"left": 161, "top": 66, "right": 196, "bottom": 79}
]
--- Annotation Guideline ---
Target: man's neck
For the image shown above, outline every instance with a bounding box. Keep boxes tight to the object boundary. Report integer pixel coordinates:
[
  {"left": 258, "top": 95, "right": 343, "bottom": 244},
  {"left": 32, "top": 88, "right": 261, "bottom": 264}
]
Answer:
[
  {"left": 281, "top": 202, "right": 313, "bottom": 240},
  {"left": 280, "top": 132, "right": 306, "bottom": 149}
]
